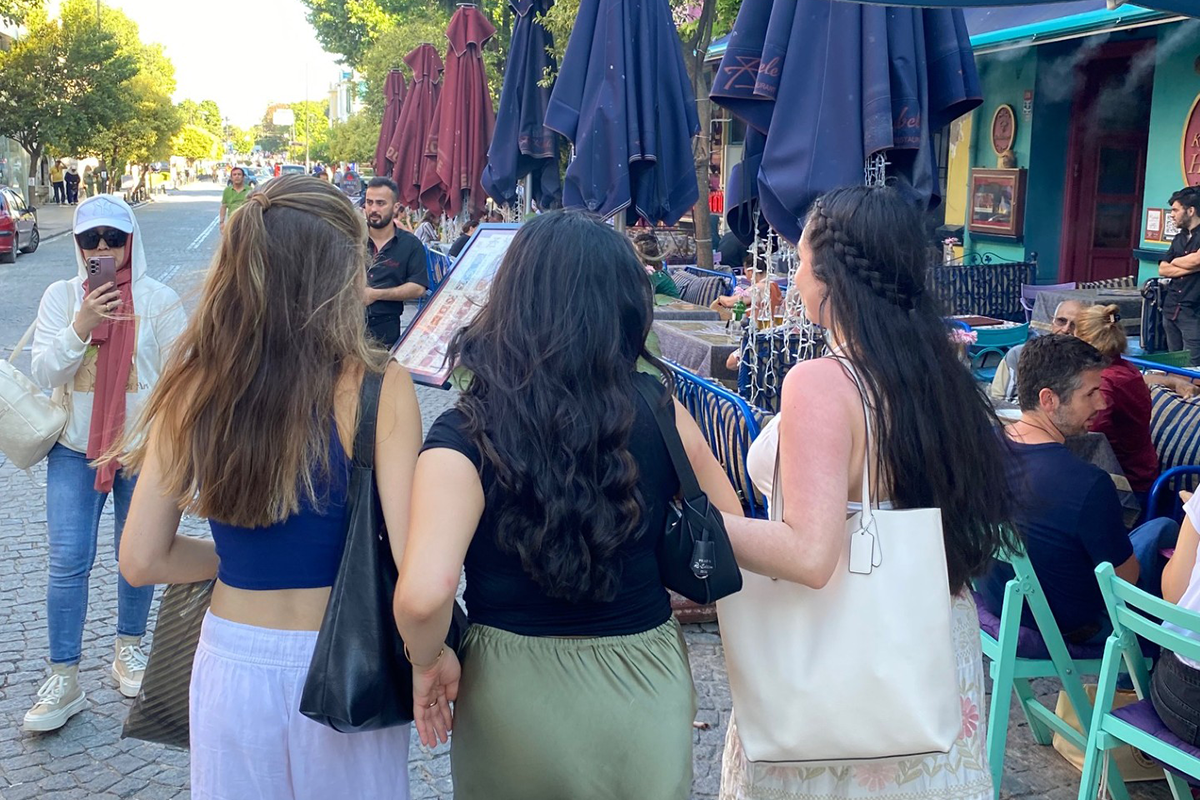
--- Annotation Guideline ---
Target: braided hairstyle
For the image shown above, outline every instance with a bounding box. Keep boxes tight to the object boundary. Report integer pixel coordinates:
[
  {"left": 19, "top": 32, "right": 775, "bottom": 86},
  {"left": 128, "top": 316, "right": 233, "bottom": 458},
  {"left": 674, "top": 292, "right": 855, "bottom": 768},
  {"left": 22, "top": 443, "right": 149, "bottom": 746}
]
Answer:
[{"left": 803, "top": 185, "right": 1019, "bottom": 594}]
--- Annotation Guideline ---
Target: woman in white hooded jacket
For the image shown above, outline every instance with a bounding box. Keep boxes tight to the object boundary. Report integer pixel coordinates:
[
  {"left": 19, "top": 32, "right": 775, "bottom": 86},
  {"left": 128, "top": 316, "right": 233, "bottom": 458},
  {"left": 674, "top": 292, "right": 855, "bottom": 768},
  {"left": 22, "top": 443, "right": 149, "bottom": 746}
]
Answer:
[{"left": 23, "top": 194, "right": 187, "bottom": 732}]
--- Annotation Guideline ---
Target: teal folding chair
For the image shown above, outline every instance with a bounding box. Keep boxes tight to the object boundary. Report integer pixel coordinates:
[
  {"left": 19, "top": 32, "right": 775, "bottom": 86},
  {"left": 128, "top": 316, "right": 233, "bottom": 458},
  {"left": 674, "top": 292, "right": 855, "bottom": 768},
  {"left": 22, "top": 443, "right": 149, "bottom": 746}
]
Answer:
[
  {"left": 976, "top": 551, "right": 1145, "bottom": 800},
  {"left": 1077, "top": 563, "right": 1200, "bottom": 800},
  {"left": 969, "top": 323, "right": 1030, "bottom": 382}
]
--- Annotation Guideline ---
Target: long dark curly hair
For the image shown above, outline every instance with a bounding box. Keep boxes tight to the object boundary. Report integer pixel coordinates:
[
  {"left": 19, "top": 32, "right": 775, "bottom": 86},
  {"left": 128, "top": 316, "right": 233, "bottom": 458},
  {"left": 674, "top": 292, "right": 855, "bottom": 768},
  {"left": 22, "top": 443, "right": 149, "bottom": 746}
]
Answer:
[
  {"left": 447, "top": 210, "right": 671, "bottom": 603},
  {"left": 805, "top": 185, "right": 1019, "bottom": 594}
]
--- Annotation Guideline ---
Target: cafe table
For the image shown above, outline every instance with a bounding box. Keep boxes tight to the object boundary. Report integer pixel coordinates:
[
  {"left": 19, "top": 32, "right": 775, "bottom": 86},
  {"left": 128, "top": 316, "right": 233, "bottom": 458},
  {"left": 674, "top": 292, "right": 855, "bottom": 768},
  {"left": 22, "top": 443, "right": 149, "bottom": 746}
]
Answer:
[
  {"left": 1030, "top": 287, "right": 1142, "bottom": 335},
  {"left": 653, "top": 319, "right": 741, "bottom": 380},
  {"left": 652, "top": 295, "right": 722, "bottom": 321}
]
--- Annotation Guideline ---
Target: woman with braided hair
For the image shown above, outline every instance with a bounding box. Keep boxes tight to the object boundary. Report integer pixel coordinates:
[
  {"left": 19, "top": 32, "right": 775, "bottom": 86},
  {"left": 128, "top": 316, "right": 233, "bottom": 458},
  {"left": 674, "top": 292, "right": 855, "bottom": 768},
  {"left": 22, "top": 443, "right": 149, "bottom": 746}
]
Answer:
[{"left": 718, "top": 185, "right": 1018, "bottom": 799}]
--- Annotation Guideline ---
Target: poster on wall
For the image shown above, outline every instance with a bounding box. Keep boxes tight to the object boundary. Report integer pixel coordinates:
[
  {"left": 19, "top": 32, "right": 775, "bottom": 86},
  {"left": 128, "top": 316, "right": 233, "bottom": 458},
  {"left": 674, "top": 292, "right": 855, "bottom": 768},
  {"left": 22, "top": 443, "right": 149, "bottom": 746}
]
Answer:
[
  {"left": 1165, "top": 214, "right": 1181, "bottom": 243},
  {"left": 392, "top": 224, "right": 521, "bottom": 387},
  {"left": 1146, "top": 208, "right": 1164, "bottom": 242}
]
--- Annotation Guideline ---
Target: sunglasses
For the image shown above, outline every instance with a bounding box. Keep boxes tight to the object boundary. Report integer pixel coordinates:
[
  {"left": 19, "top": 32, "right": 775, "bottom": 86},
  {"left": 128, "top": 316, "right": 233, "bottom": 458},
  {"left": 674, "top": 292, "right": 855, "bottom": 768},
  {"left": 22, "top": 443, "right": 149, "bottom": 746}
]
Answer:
[{"left": 75, "top": 228, "right": 129, "bottom": 250}]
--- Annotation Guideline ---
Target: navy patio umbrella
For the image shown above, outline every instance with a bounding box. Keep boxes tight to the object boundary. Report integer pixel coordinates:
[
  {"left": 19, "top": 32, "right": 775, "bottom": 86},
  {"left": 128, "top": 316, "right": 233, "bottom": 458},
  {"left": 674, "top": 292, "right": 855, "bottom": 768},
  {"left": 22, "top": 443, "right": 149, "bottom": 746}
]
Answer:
[
  {"left": 482, "top": 0, "right": 562, "bottom": 211},
  {"left": 545, "top": 0, "right": 700, "bottom": 226},
  {"left": 710, "top": 0, "right": 982, "bottom": 243}
]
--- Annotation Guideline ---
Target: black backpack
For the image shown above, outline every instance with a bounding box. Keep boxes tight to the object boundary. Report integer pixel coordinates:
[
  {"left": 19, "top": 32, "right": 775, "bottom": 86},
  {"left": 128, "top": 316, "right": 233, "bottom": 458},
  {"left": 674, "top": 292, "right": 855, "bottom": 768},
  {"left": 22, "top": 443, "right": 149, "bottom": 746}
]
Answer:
[{"left": 1141, "top": 278, "right": 1169, "bottom": 354}]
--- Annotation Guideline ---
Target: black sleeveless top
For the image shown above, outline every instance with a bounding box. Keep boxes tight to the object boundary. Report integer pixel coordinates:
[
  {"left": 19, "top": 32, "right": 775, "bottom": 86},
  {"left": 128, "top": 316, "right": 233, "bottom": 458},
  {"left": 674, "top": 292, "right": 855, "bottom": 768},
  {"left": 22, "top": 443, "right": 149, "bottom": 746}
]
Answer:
[{"left": 420, "top": 379, "right": 679, "bottom": 637}]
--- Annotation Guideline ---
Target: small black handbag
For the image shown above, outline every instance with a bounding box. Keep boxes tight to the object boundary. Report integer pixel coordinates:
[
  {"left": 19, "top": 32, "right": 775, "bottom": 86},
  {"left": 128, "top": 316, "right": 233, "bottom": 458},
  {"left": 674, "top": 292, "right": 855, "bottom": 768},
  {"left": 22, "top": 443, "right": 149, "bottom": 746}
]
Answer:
[
  {"left": 633, "top": 374, "right": 743, "bottom": 605},
  {"left": 300, "top": 370, "right": 467, "bottom": 732}
]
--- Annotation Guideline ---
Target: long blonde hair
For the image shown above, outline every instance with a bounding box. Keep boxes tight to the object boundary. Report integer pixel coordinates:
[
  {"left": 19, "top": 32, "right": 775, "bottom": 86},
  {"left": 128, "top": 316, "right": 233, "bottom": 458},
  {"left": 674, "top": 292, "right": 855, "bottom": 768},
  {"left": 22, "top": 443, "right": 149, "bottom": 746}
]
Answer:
[
  {"left": 1074, "top": 303, "right": 1127, "bottom": 359},
  {"left": 124, "top": 174, "right": 386, "bottom": 527}
]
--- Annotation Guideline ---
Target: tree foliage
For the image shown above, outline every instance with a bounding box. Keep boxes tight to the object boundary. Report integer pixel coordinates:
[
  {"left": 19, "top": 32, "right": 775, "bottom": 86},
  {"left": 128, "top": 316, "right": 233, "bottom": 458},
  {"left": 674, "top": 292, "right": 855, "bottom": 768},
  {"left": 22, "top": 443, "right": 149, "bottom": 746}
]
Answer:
[
  {"left": 178, "top": 98, "right": 224, "bottom": 138},
  {"left": 57, "top": 0, "right": 181, "bottom": 188},
  {"left": 300, "top": 0, "right": 466, "bottom": 69},
  {"left": 228, "top": 125, "right": 256, "bottom": 156},
  {"left": 359, "top": 16, "right": 448, "bottom": 119},
  {"left": 328, "top": 111, "right": 381, "bottom": 166},
  {"left": 172, "top": 124, "right": 220, "bottom": 161},
  {"left": 0, "top": 8, "right": 136, "bottom": 178},
  {"left": 312, "top": 0, "right": 508, "bottom": 118},
  {"left": 0, "top": 0, "right": 41, "bottom": 26},
  {"left": 287, "top": 99, "right": 332, "bottom": 163}
]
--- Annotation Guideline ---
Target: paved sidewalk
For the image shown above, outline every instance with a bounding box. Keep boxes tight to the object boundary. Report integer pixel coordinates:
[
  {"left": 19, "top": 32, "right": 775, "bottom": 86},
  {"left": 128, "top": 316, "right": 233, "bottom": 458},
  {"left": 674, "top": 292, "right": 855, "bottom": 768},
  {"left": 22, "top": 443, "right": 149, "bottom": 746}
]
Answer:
[{"left": 31, "top": 202, "right": 77, "bottom": 243}]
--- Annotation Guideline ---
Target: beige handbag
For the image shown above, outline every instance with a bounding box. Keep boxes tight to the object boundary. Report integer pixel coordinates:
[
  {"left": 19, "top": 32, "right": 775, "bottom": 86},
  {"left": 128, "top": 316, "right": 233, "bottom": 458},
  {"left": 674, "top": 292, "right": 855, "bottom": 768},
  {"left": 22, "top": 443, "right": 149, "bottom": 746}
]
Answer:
[
  {"left": 1052, "top": 685, "right": 1161, "bottom": 781},
  {"left": 717, "top": 373, "right": 961, "bottom": 764},
  {"left": 0, "top": 320, "right": 68, "bottom": 469}
]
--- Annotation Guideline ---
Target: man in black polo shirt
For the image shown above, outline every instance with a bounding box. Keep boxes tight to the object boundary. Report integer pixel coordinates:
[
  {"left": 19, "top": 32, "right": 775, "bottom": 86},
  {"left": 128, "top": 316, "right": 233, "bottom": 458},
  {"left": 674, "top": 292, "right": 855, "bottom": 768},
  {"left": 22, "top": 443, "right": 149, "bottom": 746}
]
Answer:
[
  {"left": 362, "top": 177, "right": 429, "bottom": 348},
  {"left": 1160, "top": 187, "right": 1200, "bottom": 365}
]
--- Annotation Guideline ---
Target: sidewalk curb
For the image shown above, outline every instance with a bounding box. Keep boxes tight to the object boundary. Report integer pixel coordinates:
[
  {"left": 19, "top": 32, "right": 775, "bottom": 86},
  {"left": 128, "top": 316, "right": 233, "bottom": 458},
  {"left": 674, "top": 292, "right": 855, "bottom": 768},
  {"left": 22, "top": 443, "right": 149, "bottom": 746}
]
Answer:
[{"left": 37, "top": 199, "right": 152, "bottom": 246}]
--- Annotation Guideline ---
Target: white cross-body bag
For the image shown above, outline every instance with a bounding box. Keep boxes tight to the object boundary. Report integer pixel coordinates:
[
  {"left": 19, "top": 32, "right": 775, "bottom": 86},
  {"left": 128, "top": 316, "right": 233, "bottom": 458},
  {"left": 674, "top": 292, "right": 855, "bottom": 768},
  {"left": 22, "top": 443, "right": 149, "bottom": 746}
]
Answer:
[
  {"left": 0, "top": 319, "right": 69, "bottom": 469},
  {"left": 717, "top": 362, "right": 960, "bottom": 764}
]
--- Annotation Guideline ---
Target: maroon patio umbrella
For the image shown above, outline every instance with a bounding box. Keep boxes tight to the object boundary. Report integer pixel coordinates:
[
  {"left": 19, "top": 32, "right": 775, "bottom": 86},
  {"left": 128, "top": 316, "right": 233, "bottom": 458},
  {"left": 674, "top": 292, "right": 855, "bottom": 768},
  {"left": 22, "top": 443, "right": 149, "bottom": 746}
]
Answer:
[
  {"left": 373, "top": 70, "right": 407, "bottom": 178},
  {"left": 418, "top": 6, "right": 496, "bottom": 219},
  {"left": 389, "top": 44, "right": 443, "bottom": 209}
]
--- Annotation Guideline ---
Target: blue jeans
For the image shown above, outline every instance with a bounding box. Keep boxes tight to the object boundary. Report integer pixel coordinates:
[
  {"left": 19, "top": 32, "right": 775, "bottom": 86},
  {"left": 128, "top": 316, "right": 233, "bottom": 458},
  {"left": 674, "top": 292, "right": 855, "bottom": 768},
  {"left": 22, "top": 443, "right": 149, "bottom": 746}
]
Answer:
[
  {"left": 1129, "top": 516, "right": 1180, "bottom": 602},
  {"left": 1077, "top": 516, "right": 1180, "bottom": 649},
  {"left": 45, "top": 444, "right": 152, "bottom": 664}
]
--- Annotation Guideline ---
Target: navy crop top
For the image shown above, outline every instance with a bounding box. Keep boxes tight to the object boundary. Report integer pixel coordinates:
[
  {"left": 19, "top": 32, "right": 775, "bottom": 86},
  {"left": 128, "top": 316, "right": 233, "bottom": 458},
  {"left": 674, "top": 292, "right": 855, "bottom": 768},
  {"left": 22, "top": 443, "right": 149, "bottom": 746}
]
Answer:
[
  {"left": 420, "top": 376, "right": 680, "bottom": 637},
  {"left": 209, "top": 427, "right": 352, "bottom": 590}
]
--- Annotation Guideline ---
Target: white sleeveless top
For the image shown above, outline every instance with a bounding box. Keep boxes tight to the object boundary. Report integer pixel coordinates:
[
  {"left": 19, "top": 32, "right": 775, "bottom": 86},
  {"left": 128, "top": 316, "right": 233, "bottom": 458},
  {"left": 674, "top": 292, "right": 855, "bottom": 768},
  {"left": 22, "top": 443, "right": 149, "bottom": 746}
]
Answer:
[{"left": 747, "top": 414, "right": 894, "bottom": 513}]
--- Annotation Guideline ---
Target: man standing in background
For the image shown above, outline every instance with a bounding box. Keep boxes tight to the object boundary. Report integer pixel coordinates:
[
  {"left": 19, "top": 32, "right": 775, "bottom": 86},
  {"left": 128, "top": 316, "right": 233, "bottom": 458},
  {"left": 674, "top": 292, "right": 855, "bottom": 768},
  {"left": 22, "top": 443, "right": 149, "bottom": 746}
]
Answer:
[
  {"left": 50, "top": 161, "right": 65, "bottom": 204},
  {"left": 362, "top": 177, "right": 429, "bottom": 348},
  {"left": 1159, "top": 187, "right": 1200, "bottom": 366},
  {"left": 219, "top": 167, "right": 251, "bottom": 233}
]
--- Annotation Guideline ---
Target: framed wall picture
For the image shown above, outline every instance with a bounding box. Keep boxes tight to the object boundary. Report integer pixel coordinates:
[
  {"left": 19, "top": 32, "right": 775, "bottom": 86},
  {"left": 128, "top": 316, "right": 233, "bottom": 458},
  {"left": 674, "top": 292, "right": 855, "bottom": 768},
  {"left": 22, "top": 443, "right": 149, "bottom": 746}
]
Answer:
[
  {"left": 392, "top": 224, "right": 521, "bottom": 387},
  {"left": 968, "top": 168, "right": 1027, "bottom": 238},
  {"left": 1146, "top": 208, "right": 1164, "bottom": 243}
]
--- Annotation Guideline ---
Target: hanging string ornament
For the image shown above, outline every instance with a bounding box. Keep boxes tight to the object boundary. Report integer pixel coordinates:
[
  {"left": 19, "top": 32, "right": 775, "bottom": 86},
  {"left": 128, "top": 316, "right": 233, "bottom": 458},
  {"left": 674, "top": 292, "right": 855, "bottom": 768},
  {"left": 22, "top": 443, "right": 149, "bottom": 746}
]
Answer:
[{"left": 864, "top": 152, "right": 889, "bottom": 188}]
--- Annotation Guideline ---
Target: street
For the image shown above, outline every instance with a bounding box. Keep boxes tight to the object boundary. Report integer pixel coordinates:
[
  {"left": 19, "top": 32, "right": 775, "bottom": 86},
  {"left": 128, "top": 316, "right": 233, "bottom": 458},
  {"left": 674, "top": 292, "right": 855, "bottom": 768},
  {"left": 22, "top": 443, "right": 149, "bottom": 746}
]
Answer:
[{"left": 0, "top": 184, "right": 1172, "bottom": 799}]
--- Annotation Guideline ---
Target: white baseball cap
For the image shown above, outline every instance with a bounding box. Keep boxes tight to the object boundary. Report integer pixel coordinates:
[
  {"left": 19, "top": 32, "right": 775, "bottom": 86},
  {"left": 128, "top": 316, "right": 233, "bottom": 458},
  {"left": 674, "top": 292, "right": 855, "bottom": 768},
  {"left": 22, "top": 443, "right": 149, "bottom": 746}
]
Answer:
[{"left": 73, "top": 195, "right": 134, "bottom": 235}]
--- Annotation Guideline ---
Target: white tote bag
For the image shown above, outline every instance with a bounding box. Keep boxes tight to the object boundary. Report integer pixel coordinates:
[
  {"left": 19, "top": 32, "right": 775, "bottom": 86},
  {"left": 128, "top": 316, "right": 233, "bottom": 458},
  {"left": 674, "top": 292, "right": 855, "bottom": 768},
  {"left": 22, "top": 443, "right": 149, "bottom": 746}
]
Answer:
[
  {"left": 0, "top": 320, "right": 68, "bottom": 469},
  {"left": 717, "top": 391, "right": 960, "bottom": 765}
]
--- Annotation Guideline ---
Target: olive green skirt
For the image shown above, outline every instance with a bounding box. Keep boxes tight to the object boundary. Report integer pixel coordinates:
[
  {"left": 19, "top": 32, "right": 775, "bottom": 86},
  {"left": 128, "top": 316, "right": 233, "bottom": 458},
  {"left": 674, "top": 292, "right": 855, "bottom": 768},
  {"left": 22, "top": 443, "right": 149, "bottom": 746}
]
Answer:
[{"left": 450, "top": 618, "right": 697, "bottom": 800}]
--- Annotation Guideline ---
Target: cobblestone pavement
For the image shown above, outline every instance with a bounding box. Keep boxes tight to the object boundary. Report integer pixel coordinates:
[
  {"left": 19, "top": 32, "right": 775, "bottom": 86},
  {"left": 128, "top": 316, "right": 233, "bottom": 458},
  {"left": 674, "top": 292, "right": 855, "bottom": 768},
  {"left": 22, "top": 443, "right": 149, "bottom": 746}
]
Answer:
[{"left": 0, "top": 184, "right": 1175, "bottom": 798}]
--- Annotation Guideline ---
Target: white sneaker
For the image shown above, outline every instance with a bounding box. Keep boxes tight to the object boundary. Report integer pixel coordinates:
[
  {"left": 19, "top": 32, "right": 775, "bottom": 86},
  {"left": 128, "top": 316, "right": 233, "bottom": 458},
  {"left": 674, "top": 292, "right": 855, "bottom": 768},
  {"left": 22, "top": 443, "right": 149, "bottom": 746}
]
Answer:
[
  {"left": 23, "top": 665, "right": 87, "bottom": 732},
  {"left": 112, "top": 637, "right": 148, "bottom": 699}
]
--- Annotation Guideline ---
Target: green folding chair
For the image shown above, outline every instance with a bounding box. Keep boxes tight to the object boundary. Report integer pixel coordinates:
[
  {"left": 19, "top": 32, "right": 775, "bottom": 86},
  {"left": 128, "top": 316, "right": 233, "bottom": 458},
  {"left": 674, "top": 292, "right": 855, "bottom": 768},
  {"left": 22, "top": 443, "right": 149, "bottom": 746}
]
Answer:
[
  {"left": 976, "top": 551, "right": 1145, "bottom": 800},
  {"left": 1077, "top": 563, "right": 1200, "bottom": 800}
]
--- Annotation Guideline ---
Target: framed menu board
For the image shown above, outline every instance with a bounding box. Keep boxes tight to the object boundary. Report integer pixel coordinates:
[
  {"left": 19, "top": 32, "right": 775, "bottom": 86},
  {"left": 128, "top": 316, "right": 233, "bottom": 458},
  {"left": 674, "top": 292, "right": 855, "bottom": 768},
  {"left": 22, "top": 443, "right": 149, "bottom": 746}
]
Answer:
[{"left": 393, "top": 223, "right": 521, "bottom": 387}]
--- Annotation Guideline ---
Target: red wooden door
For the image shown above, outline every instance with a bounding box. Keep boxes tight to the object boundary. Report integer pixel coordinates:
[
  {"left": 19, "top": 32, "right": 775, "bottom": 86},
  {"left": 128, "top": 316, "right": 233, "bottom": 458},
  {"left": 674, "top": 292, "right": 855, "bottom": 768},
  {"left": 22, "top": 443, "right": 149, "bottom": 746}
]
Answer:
[{"left": 1060, "top": 43, "right": 1152, "bottom": 284}]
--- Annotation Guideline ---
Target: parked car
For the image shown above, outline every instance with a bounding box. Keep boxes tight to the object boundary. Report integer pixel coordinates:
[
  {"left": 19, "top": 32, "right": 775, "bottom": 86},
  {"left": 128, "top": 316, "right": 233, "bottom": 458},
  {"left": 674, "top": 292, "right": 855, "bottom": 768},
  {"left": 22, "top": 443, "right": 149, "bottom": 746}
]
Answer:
[
  {"left": 0, "top": 187, "right": 38, "bottom": 264},
  {"left": 279, "top": 164, "right": 306, "bottom": 176}
]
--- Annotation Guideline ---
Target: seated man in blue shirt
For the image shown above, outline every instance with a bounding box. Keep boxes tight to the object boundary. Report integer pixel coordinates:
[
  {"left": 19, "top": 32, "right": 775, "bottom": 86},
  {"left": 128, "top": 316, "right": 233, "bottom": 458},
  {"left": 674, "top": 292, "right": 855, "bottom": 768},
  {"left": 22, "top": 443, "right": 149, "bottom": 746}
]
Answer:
[{"left": 980, "top": 335, "right": 1178, "bottom": 644}]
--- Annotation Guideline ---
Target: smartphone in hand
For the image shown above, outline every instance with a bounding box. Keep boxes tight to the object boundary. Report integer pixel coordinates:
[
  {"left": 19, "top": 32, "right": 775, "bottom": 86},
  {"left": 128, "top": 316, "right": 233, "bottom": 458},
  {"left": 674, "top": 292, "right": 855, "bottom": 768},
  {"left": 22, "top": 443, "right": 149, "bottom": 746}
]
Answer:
[{"left": 86, "top": 255, "right": 117, "bottom": 343}]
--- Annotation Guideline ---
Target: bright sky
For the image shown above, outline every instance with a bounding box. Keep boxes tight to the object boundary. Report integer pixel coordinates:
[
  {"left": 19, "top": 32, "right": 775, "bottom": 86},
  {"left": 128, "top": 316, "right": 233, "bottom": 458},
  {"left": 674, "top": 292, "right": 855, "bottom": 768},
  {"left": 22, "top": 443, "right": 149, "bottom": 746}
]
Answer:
[{"left": 49, "top": 0, "right": 345, "bottom": 127}]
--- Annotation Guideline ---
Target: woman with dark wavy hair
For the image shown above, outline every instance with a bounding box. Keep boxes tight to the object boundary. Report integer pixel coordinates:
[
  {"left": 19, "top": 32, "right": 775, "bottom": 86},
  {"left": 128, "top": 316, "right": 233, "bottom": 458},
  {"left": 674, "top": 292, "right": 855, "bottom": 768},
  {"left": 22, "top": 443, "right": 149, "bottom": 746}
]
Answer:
[
  {"left": 718, "top": 185, "right": 1018, "bottom": 799},
  {"left": 394, "top": 209, "right": 743, "bottom": 799}
]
